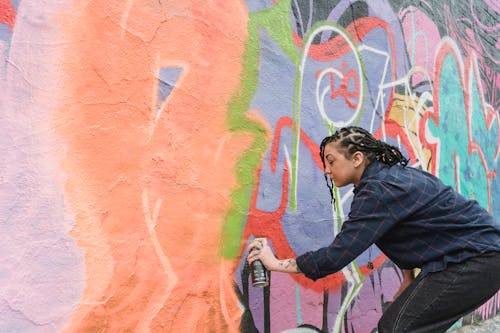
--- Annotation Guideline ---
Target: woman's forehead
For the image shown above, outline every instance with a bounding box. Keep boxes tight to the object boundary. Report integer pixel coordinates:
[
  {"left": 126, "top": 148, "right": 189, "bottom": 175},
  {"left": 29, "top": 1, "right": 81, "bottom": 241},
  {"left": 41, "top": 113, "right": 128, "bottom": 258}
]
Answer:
[{"left": 323, "top": 142, "right": 343, "bottom": 157}]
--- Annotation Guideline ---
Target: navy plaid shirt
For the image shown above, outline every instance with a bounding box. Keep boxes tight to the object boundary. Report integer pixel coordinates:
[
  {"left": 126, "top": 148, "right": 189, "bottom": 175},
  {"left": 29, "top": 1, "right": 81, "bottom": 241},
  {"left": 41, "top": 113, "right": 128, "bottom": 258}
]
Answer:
[{"left": 296, "top": 161, "right": 500, "bottom": 281}]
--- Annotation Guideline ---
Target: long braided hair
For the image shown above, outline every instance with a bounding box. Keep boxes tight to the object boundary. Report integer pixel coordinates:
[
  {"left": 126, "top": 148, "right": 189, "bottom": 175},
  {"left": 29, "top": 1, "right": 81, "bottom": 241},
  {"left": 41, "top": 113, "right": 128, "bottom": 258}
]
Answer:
[{"left": 319, "top": 126, "right": 409, "bottom": 199}]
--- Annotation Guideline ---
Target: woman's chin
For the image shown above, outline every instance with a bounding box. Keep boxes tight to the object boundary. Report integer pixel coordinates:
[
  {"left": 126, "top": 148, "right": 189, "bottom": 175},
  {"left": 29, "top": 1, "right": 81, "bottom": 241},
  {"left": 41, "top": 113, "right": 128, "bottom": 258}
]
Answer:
[{"left": 333, "top": 181, "right": 347, "bottom": 188}]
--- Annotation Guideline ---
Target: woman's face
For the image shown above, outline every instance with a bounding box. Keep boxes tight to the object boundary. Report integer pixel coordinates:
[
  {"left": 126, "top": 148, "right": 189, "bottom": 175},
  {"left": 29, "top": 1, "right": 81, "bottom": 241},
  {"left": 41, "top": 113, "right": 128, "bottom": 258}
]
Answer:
[{"left": 323, "top": 142, "right": 365, "bottom": 187}]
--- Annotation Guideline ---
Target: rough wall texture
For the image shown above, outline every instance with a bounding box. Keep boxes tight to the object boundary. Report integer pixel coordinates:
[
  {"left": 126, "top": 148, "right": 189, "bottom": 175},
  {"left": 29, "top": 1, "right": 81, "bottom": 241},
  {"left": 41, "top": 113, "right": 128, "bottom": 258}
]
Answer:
[{"left": 0, "top": 0, "right": 498, "bottom": 332}]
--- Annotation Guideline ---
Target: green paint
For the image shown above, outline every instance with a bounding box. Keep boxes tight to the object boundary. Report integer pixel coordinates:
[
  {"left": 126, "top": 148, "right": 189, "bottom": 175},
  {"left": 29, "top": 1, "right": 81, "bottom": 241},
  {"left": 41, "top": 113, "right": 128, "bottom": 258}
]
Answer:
[
  {"left": 221, "top": 0, "right": 297, "bottom": 258},
  {"left": 469, "top": 65, "right": 498, "bottom": 176},
  {"left": 295, "top": 283, "right": 302, "bottom": 325},
  {"left": 330, "top": 135, "right": 365, "bottom": 333},
  {"left": 221, "top": 5, "right": 368, "bottom": 274},
  {"left": 334, "top": 276, "right": 364, "bottom": 332},
  {"left": 429, "top": 54, "right": 489, "bottom": 209},
  {"left": 290, "top": 21, "right": 366, "bottom": 210},
  {"left": 463, "top": 70, "right": 489, "bottom": 207},
  {"left": 250, "top": 0, "right": 299, "bottom": 65}
]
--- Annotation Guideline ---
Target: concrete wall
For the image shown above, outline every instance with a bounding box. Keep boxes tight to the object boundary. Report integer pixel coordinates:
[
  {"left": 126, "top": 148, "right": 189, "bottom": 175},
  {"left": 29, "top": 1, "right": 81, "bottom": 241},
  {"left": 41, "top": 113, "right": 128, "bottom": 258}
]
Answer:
[{"left": 0, "top": 0, "right": 498, "bottom": 332}]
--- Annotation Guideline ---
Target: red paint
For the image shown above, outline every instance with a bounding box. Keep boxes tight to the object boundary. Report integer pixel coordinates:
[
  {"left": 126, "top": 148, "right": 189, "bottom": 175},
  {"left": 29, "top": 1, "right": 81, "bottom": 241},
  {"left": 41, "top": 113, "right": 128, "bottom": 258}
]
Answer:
[
  {"left": 296, "top": 18, "right": 398, "bottom": 139},
  {"left": 243, "top": 116, "right": 386, "bottom": 293},
  {"left": 328, "top": 67, "right": 360, "bottom": 109},
  {"left": 0, "top": 0, "right": 16, "bottom": 30},
  {"left": 374, "top": 119, "right": 418, "bottom": 164}
]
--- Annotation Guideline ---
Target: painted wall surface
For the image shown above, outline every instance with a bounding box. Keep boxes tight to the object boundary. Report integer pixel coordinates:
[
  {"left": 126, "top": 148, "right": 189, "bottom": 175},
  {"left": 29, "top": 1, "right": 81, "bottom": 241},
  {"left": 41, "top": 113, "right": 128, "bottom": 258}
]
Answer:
[{"left": 0, "top": 0, "right": 498, "bottom": 332}]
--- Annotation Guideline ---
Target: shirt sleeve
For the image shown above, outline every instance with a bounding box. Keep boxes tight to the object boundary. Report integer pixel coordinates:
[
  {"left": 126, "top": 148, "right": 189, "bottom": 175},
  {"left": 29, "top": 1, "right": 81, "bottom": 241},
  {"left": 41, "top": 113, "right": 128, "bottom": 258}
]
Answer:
[{"left": 296, "top": 181, "right": 399, "bottom": 281}]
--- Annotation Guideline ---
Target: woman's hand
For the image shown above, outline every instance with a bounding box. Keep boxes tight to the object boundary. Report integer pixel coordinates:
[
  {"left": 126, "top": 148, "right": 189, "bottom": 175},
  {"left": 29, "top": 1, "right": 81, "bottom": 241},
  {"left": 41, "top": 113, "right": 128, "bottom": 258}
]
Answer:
[
  {"left": 247, "top": 238, "right": 302, "bottom": 274},
  {"left": 247, "top": 238, "right": 279, "bottom": 271}
]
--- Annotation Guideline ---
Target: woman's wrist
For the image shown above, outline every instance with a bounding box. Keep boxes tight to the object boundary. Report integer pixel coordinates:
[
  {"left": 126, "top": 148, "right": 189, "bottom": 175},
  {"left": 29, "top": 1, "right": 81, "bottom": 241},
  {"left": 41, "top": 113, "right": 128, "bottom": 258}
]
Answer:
[
  {"left": 272, "top": 258, "right": 302, "bottom": 274},
  {"left": 403, "top": 269, "right": 415, "bottom": 282}
]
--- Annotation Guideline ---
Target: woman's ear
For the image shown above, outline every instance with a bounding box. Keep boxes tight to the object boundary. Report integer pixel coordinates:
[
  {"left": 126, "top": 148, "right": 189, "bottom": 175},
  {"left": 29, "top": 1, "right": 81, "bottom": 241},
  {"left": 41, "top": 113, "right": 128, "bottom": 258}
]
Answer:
[{"left": 352, "top": 151, "right": 365, "bottom": 168}]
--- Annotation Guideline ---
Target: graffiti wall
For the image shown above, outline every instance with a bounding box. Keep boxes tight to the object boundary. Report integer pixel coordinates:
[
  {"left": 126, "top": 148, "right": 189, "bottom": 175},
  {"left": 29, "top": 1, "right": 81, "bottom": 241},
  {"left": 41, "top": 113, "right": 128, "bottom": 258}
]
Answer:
[{"left": 0, "top": 0, "right": 498, "bottom": 332}]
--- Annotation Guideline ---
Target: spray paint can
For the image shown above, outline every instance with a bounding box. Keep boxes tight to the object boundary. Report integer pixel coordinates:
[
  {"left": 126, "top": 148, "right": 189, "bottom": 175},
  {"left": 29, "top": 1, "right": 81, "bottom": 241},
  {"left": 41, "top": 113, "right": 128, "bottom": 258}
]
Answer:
[{"left": 250, "top": 248, "right": 269, "bottom": 288}]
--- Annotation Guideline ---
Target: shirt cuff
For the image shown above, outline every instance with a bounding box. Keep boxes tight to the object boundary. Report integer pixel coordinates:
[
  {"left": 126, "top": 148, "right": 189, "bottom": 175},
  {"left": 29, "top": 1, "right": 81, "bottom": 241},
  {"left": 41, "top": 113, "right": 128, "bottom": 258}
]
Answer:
[{"left": 296, "top": 251, "right": 321, "bottom": 281}]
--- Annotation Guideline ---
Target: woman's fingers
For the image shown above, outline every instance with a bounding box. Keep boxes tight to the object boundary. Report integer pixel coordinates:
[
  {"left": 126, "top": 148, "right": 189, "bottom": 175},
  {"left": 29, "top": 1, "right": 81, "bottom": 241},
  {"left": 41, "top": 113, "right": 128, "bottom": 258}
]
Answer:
[
  {"left": 255, "top": 238, "right": 267, "bottom": 247},
  {"left": 247, "top": 238, "right": 268, "bottom": 263},
  {"left": 247, "top": 238, "right": 266, "bottom": 252}
]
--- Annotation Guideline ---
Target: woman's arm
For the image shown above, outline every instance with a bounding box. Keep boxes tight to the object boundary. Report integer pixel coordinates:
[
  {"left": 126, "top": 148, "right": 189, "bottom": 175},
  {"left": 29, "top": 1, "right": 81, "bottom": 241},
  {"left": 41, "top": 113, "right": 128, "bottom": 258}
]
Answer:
[
  {"left": 393, "top": 269, "right": 415, "bottom": 300},
  {"left": 247, "top": 238, "right": 302, "bottom": 274},
  {"left": 274, "top": 258, "right": 302, "bottom": 273}
]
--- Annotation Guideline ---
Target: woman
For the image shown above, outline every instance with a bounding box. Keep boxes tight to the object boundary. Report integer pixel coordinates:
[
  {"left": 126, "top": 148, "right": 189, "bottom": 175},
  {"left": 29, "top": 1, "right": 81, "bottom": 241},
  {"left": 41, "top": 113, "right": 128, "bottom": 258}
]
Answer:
[{"left": 247, "top": 126, "right": 500, "bottom": 332}]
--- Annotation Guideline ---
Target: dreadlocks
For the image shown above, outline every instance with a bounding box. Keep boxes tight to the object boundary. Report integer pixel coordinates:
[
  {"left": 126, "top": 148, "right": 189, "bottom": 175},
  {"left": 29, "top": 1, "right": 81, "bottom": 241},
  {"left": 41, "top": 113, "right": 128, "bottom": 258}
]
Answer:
[
  {"left": 319, "top": 126, "right": 409, "bottom": 201},
  {"left": 320, "top": 126, "right": 409, "bottom": 169}
]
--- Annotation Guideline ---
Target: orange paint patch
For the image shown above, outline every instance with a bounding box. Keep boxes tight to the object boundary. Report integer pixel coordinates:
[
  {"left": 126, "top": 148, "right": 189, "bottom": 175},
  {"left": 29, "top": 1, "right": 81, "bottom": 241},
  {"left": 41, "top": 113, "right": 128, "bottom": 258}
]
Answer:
[{"left": 56, "top": 0, "right": 249, "bottom": 331}]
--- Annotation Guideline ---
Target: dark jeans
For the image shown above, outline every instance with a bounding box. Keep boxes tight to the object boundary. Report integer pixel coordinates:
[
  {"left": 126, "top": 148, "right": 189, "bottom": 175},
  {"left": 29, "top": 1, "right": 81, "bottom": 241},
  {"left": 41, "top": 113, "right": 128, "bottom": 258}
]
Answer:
[{"left": 378, "top": 251, "right": 500, "bottom": 333}]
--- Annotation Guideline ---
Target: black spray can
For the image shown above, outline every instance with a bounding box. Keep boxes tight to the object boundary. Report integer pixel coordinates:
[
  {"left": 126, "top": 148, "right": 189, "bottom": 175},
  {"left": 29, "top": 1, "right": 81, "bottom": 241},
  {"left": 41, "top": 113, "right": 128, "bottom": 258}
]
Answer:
[{"left": 250, "top": 250, "right": 269, "bottom": 288}]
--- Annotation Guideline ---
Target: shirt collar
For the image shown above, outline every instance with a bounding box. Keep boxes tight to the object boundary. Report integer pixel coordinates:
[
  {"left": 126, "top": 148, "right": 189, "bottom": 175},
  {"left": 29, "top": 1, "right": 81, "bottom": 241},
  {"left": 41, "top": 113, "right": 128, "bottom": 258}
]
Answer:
[{"left": 353, "top": 161, "right": 386, "bottom": 194}]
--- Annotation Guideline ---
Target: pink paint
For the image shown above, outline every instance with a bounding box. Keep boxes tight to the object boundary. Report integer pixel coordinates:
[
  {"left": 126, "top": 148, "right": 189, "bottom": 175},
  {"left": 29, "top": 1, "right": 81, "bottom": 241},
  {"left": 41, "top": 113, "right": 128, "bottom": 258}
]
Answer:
[
  {"left": 0, "top": 1, "right": 84, "bottom": 332},
  {"left": 401, "top": 7, "right": 441, "bottom": 83}
]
